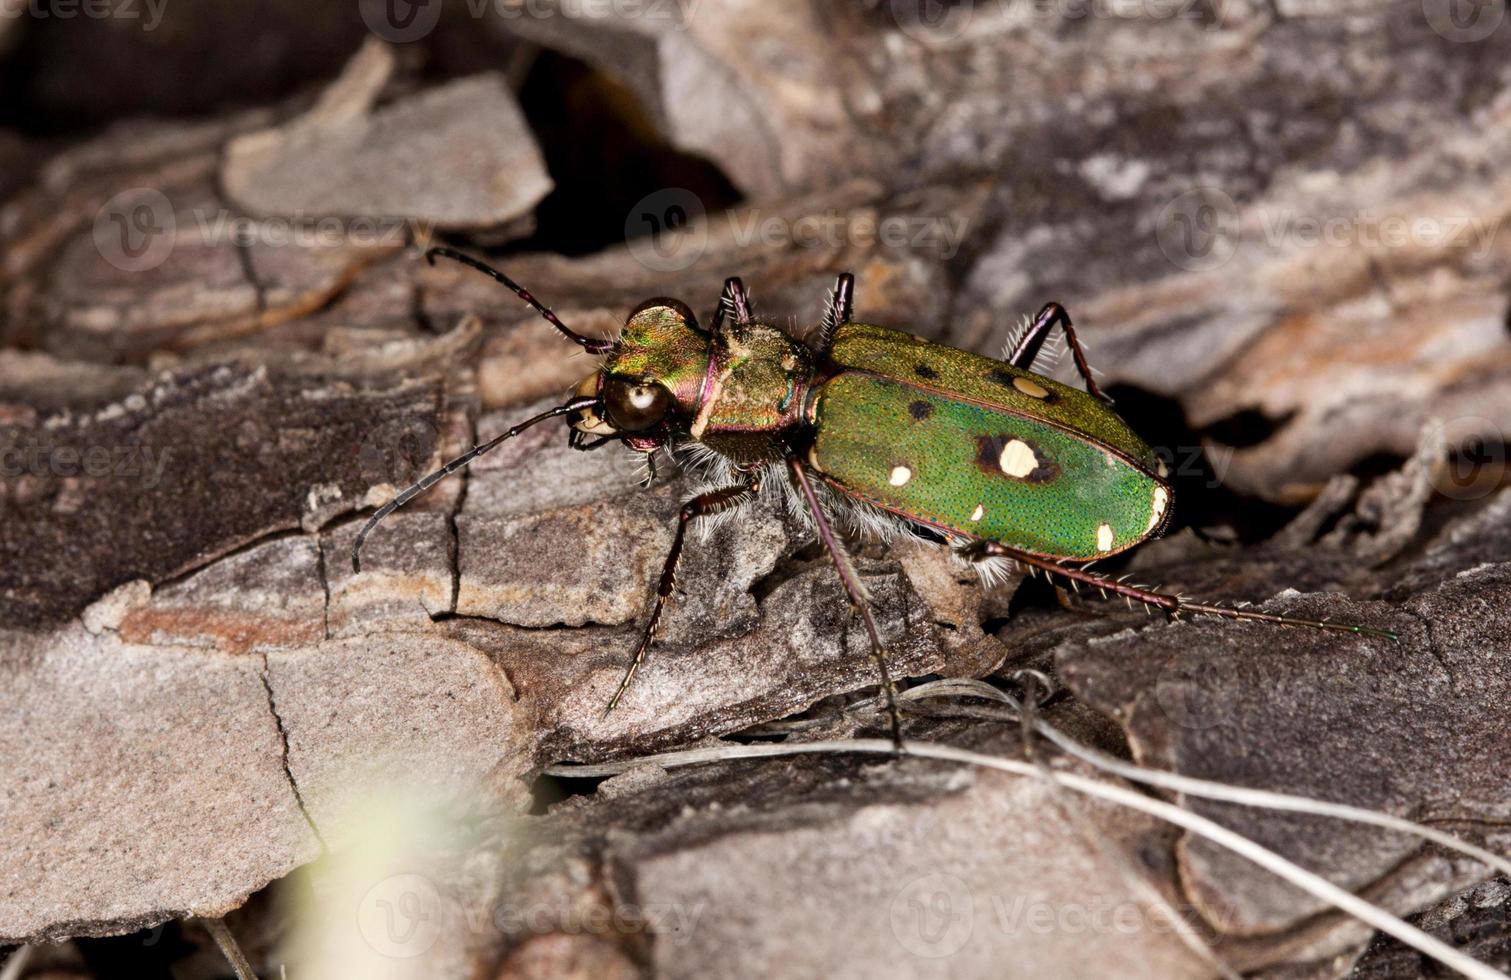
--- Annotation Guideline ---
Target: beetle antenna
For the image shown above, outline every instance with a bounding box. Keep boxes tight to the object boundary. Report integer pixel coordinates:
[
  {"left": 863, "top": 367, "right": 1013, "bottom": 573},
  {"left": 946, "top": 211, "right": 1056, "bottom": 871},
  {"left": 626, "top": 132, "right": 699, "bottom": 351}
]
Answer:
[
  {"left": 352, "top": 396, "right": 597, "bottom": 572},
  {"left": 426, "top": 247, "right": 613, "bottom": 354}
]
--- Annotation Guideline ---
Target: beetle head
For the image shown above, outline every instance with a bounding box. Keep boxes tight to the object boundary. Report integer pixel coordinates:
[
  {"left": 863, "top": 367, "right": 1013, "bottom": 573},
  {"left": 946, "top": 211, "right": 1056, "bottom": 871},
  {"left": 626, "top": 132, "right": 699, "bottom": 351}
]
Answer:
[{"left": 570, "top": 298, "right": 712, "bottom": 447}]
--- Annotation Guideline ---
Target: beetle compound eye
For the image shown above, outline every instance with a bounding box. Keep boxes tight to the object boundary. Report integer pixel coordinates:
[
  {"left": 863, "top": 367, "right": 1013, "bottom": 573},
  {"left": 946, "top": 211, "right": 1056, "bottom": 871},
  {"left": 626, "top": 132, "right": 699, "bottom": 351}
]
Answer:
[{"left": 603, "top": 377, "right": 672, "bottom": 431}]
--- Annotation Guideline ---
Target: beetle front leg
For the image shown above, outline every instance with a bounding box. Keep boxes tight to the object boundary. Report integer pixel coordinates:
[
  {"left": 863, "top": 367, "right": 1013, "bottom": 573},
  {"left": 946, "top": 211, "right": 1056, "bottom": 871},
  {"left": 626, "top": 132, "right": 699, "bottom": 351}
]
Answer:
[
  {"left": 1007, "top": 302, "right": 1110, "bottom": 403},
  {"left": 604, "top": 476, "right": 762, "bottom": 716},
  {"left": 786, "top": 455, "right": 905, "bottom": 750},
  {"left": 567, "top": 429, "right": 615, "bottom": 451}
]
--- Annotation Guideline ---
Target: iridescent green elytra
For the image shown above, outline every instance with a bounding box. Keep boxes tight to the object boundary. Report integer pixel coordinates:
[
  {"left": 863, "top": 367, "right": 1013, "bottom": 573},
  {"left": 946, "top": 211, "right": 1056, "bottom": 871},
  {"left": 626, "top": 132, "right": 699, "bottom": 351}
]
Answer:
[
  {"left": 353, "top": 251, "right": 1396, "bottom": 742},
  {"left": 809, "top": 323, "right": 1170, "bottom": 560}
]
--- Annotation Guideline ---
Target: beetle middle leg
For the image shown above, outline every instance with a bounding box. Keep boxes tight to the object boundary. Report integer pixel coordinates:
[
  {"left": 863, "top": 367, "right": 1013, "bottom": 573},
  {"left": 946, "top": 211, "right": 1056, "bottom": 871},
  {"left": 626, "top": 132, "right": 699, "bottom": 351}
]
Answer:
[
  {"left": 786, "top": 454, "right": 905, "bottom": 749},
  {"left": 812, "top": 272, "right": 855, "bottom": 356},
  {"left": 605, "top": 475, "right": 762, "bottom": 715},
  {"left": 1007, "top": 302, "right": 1110, "bottom": 403}
]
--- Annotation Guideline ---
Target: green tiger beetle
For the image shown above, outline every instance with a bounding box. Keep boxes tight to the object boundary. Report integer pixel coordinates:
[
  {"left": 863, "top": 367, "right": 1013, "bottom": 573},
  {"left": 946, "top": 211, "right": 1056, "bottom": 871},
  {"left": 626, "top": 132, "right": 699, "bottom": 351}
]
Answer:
[{"left": 353, "top": 247, "right": 1394, "bottom": 744}]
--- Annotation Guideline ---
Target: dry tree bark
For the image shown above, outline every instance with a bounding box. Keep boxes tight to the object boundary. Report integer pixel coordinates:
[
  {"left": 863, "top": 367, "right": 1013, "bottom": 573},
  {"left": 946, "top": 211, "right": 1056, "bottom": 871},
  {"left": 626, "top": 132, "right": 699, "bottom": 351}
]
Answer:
[{"left": 1, "top": 2, "right": 1509, "bottom": 977}]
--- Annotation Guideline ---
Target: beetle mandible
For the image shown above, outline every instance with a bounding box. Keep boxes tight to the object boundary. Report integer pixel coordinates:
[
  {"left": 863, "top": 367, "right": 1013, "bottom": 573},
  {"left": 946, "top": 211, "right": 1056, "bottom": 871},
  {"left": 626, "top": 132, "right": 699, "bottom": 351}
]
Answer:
[{"left": 353, "top": 247, "right": 1393, "bottom": 743}]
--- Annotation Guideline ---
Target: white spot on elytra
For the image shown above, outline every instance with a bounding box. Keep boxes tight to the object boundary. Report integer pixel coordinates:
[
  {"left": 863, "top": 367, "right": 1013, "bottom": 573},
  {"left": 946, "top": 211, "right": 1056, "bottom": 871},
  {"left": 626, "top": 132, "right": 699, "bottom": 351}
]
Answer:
[
  {"left": 1096, "top": 522, "right": 1115, "bottom": 552},
  {"left": 1147, "top": 485, "right": 1170, "bottom": 533},
  {"left": 970, "top": 504, "right": 985, "bottom": 521},
  {"left": 889, "top": 465, "right": 912, "bottom": 486},
  {"left": 1013, "top": 376, "right": 1050, "bottom": 399},
  {"left": 998, "top": 439, "right": 1038, "bottom": 478}
]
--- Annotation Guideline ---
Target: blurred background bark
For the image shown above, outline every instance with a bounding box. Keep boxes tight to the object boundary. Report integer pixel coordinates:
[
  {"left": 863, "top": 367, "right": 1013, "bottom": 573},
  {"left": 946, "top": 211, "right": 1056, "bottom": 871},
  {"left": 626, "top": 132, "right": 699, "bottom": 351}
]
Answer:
[{"left": 1, "top": 1, "right": 1509, "bottom": 977}]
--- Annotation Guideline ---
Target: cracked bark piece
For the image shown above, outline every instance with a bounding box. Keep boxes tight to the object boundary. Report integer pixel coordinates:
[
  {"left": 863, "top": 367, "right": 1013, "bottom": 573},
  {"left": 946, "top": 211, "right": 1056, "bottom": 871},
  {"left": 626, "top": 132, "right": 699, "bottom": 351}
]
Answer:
[
  {"left": 33, "top": 177, "right": 401, "bottom": 361},
  {"left": 450, "top": 400, "right": 699, "bottom": 630},
  {"left": 222, "top": 40, "right": 551, "bottom": 232},
  {"left": 327, "top": 513, "right": 457, "bottom": 635},
  {"left": 894, "top": 538, "right": 1015, "bottom": 679},
  {"left": 0, "top": 627, "right": 321, "bottom": 944},
  {"left": 506, "top": 725, "right": 1214, "bottom": 979},
  {"left": 451, "top": 556, "right": 942, "bottom": 762},
  {"left": 1385, "top": 489, "right": 1511, "bottom": 598},
  {"left": 1351, "top": 877, "right": 1511, "bottom": 977},
  {"left": 116, "top": 537, "right": 325, "bottom": 654},
  {"left": 264, "top": 635, "right": 532, "bottom": 849},
  {"left": 440, "top": 399, "right": 970, "bottom": 759},
  {"left": 0, "top": 360, "right": 448, "bottom": 628},
  {"left": 1058, "top": 564, "right": 1511, "bottom": 936}
]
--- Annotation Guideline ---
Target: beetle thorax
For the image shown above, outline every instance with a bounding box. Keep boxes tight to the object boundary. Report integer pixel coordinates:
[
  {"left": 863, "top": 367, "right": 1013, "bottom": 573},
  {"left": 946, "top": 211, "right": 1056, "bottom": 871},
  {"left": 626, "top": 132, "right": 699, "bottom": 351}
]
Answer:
[{"left": 689, "top": 322, "right": 813, "bottom": 463}]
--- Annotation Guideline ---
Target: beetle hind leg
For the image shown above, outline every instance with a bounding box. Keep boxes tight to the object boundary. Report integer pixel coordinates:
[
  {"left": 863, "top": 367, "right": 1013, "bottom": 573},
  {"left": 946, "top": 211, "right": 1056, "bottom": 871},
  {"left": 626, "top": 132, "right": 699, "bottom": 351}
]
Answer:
[
  {"left": 961, "top": 540, "right": 1396, "bottom": 640},
  {"left": 1007, "top": 302, "right": 1111, "bottom": 403},
  {"left": 955, "top": 541, "right": 1022, "bottom": 591}
]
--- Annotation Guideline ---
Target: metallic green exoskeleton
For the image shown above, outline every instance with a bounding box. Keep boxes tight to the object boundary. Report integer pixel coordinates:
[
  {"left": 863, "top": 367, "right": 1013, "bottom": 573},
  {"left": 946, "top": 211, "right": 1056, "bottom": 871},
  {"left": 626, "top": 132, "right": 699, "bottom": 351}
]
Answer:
[
  {"left": 353, "top": 248, "right": 1394, "bottom": 743},
  {"left": 810, "top": 323, "right": 1169, "bottom": 561}
]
